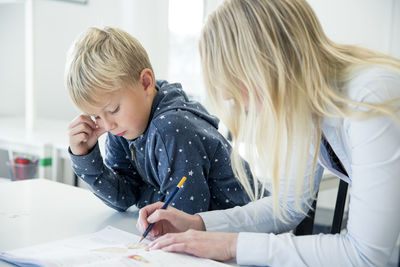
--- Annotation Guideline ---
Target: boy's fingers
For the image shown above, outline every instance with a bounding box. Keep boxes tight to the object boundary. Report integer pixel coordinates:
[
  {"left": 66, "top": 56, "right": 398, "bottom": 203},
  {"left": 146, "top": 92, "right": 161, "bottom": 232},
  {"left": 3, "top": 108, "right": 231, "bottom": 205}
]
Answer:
[
  {"left": 69, "top": 114, "right": 96, "bottom": 130},
  {"left": 77, "top": 132, "right": 89, "bottom": 143},
  {"left": 80, "top": 115, "right": 97, "bottom": 129},
  {"left": 137, "top": 202, "right": 165, "bottom": 232},
  {"left": 144, "top": 202, "right": 165, "bottom": 215},
  {"left": 137, "top": 211, "right": 149, "bottom": 232},
  {"left": 94, "top": 126, "right": 107, "bottom": 137},
  {"left": 138, "top": 202, "right": 164, "bottom": 220},
  {"left": 69, "top": 123, "right": 94, "bottom": 137},
  {"left": 148, "top": 209, "right": 176, "bottom": 224},
  {"left": 70, "top": 134, "right": 91, "bottom": 148}
]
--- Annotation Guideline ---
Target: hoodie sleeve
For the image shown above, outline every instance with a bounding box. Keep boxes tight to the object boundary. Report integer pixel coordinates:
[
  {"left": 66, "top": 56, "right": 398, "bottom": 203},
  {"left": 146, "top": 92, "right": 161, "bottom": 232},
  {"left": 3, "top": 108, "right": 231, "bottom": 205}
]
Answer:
[
  {"left": 206, "top": 141, "right": 260, "bottom": 210},
  {"left": 140, "top": 114, "right": 214, "bottom": 215},
  {"left": 69, "top": 134, "right": 144, "bottom": 212}
]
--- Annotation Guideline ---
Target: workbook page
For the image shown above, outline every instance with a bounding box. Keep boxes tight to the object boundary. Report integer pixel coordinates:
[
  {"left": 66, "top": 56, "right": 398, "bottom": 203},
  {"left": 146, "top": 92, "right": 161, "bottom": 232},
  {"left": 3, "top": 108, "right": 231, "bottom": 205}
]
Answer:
[{"left": 0, "top": 226, "right": 230, "bottom": 267}]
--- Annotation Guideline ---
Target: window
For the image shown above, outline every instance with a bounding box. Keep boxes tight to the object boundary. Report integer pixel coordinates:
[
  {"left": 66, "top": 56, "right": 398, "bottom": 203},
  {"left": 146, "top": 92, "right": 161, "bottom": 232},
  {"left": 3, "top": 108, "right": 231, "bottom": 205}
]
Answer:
[{"left": 168, "top": 0, "right": 204, "bottom": 102}]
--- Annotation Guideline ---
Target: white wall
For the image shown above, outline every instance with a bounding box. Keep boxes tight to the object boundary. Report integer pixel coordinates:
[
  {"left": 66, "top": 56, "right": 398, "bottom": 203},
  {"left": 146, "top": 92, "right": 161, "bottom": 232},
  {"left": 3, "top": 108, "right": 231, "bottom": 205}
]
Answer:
[
  {"left": 0, "top": 0, "right": 170, "bottom": 122},
  {"left": 307, "top": 0, "right": 400, "bottom": 57},
  {"left": 0, "top": 3, "right": 25, "bottom": 117},
  {"left": 34, "top": 0, "right": 124, "bottom": 120},
  {"left": 391, "top": 0, "right": 400, "bottom": 59},
  {"left": 121, "top": 0, "right": 169, "bottom": 81},
  {"left": 34, "top": 0, "right": 170, "bottom": 121}
]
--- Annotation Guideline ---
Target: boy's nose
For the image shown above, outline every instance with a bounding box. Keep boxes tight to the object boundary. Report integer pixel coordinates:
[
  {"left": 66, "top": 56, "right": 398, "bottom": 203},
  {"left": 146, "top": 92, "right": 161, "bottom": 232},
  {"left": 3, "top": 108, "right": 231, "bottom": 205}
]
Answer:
[{"left": 102, "top": 118, "right": 116, "bottom": 131}]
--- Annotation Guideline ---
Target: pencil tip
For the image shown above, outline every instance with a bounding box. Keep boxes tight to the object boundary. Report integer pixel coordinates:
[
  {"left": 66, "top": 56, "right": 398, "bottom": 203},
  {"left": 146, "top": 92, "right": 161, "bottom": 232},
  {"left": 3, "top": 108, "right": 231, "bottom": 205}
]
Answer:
[{"left": 137, "top": 236, "right": 144, "bottom": 244}]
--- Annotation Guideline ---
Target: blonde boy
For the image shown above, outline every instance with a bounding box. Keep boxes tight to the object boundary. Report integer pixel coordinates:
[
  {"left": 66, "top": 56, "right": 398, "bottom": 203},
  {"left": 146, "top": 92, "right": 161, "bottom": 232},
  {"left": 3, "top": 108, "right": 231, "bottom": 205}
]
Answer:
[{"left": 65, "top": 27, "right": 261, "bottom": 213}]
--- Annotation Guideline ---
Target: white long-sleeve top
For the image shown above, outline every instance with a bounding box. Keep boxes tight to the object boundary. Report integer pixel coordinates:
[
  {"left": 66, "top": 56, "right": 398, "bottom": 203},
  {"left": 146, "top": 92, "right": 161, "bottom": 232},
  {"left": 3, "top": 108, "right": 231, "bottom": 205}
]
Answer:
[{"left": 199, "top": 67, "right": 400, "bottom": 266}]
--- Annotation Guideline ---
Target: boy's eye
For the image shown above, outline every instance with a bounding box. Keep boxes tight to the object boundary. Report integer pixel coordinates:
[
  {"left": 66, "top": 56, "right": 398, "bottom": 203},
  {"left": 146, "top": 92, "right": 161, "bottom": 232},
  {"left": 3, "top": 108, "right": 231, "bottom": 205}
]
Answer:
[
  {"left": 94, "top": 116, "right": 101, "bottom": 120},
  {"left": 111, "top": 106, "right": 120, "bottom": 114}
]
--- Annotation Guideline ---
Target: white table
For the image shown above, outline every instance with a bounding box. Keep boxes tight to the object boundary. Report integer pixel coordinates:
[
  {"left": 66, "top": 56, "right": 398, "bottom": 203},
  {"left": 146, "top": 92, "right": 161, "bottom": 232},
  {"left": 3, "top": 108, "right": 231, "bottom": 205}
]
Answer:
[
  {"left": 0, "top": 178, "right": 237, "bottom": 267},
  {"left": 0, "top": 178, "right": 140, "bottom": 266}
]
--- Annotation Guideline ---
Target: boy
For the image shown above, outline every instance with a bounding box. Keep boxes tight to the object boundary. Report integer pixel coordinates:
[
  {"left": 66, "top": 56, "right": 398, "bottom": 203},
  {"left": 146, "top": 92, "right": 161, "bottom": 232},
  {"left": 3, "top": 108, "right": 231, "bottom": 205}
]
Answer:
[{"left": 65, "top": 26, "right": 260, "bottom": 214}]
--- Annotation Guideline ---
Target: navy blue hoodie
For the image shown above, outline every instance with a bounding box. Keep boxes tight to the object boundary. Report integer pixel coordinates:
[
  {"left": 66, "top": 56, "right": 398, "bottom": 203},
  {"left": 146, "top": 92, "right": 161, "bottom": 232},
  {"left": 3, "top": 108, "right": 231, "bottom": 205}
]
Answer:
[{"left": 69, "top": 81, "right": 261, "bottom": 214}]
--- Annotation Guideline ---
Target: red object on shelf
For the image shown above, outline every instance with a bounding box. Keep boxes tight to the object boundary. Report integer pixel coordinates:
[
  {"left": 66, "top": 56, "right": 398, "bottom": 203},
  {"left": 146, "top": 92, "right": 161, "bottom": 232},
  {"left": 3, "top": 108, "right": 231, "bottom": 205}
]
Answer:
[
  {"left": 15, "top": 157, "right": 30, "bottom": 165},
  {"left": 12, "top": 157, "right": 34, "bottom": 180}
]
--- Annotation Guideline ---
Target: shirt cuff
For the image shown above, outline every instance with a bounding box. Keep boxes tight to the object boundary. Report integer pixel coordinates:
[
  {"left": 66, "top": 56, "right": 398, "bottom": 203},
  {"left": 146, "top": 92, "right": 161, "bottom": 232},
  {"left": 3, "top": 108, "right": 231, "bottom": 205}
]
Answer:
[
  {"left": 69, "top": 142, "right": 103, "bottom": 174},
  {"left": 198, "top": 210, "right": 231, "bottom": 232},
  {"left": 236, "top": 232, "right": 271, "bottom": 266}
]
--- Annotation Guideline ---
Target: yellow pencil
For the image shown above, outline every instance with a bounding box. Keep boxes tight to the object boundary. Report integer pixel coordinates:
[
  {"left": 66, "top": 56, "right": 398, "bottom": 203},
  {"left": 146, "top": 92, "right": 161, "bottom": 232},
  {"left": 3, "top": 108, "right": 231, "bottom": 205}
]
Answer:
[{"left": 138, "top": 176, "right": 187, "bottom": 243}]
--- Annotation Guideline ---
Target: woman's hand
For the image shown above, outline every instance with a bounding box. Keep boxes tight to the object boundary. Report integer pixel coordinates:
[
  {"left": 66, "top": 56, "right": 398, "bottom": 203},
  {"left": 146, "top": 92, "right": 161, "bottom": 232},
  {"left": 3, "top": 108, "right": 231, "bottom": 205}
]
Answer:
[
  {"left": 147, "top": 230, "right": 238, "bottom": 262},
  {"left": 136, "top": 202, "right": 206, "bottom": 240},
  {"left": 68, "top": 114, "right": 106, "bottom": 156}
]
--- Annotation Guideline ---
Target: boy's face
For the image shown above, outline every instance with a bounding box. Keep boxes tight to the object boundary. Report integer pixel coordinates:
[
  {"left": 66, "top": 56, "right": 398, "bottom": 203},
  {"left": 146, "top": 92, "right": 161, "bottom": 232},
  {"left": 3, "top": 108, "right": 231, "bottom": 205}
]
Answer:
[{"left": 83, "top": 75, "right": 156, "bottom": 140}]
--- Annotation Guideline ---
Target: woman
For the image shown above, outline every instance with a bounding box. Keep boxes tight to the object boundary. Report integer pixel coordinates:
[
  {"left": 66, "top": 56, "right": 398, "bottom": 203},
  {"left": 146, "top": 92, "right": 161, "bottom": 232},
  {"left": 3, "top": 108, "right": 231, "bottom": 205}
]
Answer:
[{"left": 136, "top": 0, "right": 400, "bottom": 265}]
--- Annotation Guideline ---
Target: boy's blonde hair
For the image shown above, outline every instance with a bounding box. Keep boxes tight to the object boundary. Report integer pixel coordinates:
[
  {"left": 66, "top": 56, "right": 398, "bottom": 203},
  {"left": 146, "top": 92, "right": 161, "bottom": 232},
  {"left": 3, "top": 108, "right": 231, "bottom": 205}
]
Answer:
[
  {"left": 199, "top": 0, "right": 400, "bottom": 221},
  {"left": 65, "top": 26, "right": 153, "bottom": 110}
]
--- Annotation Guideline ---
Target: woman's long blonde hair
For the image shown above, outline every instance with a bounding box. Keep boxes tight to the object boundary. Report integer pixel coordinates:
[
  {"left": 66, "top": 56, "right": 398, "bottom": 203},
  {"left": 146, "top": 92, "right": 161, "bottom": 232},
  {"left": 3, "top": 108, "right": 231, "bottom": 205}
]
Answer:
[{"left": 199, "top": 0, "right": 400, "bottom": 221}]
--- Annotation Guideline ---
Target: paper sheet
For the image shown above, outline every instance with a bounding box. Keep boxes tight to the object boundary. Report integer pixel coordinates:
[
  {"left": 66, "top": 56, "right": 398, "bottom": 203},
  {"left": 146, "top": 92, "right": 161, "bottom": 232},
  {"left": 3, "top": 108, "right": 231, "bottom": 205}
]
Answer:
[{"left": 0, "top": 226, "right": 230, "bottom": 267}]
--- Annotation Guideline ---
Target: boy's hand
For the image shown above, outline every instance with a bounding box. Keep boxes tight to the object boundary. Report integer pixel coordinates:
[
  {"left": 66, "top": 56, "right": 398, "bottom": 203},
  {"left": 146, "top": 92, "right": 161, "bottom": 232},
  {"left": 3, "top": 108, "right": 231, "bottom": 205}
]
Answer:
[
  {"left": 68, "top": 114, "right": 107, "bottom": 156},
  {"left": 136, "top": 202, "right": 206, "bottom": 240}
]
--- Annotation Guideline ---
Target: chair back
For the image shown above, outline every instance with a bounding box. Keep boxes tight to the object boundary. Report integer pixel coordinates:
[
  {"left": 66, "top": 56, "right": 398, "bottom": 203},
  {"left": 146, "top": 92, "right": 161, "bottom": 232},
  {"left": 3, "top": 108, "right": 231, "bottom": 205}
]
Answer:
[{"left": 294, "top": 178, "right": 348, "bottom": 236}]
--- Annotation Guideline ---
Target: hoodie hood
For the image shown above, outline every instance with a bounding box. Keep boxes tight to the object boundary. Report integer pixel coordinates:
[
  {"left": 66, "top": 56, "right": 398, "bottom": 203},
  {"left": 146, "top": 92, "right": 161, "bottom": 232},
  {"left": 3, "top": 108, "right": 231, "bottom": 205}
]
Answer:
[
  {"left": 150, "top": 80, "right": 219, "bottom": 129},
  {"left": 124, "top": 80, "right": 219, "bottom": 148}
]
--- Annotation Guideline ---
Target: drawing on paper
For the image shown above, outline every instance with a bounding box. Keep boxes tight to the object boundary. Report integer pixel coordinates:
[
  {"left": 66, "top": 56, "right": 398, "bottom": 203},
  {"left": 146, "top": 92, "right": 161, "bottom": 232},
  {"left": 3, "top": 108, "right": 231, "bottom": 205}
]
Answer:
[
  {"left": 128, "top": 254, "right": 150, "bottom": 263},
  {"left": 126, "top": 243, "right": 148, "bottom": 249}
]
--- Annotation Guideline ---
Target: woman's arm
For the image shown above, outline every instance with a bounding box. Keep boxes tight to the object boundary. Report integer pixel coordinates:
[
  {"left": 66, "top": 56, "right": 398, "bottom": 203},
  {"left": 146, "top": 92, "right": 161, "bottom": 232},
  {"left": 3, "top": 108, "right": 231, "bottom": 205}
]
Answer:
[
  {"left": 199, "top": 158, "right": 323, "bottom": 234},
  {"left": 141, "top": 149, "right": 324, "bottom": 262}
]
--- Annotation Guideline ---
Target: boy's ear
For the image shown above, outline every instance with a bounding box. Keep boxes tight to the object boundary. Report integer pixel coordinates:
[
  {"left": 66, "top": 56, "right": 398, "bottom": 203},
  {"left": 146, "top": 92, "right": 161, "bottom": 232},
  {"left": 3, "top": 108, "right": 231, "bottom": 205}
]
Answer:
[{"left": 139, "top": 68, "right": 155, "bottom": 94}]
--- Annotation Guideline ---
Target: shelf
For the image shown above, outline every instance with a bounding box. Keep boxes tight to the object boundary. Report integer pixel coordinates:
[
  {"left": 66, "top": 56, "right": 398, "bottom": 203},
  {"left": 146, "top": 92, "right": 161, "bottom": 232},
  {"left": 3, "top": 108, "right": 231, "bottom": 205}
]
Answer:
[
  {"left": 0, "top": 116, "right": 69, "bottom": 150},
  {"left": 0, "top": 116, "right": 70, "bottom": 179}
]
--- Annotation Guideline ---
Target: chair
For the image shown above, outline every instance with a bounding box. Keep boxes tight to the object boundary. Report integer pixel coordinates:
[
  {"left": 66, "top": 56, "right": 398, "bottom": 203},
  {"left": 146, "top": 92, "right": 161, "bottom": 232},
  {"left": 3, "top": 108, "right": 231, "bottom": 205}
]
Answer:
[
  {"left": 294, "top": 179, "right": 348, "bottom": 235},
  {"left": 294, "top": 134, "right": 350, "bottom": 236}
]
